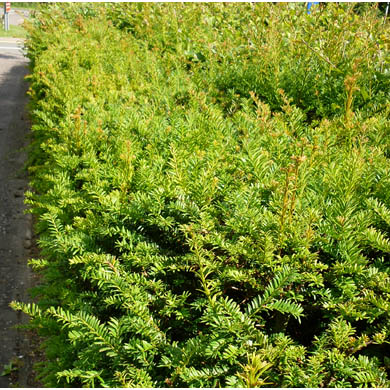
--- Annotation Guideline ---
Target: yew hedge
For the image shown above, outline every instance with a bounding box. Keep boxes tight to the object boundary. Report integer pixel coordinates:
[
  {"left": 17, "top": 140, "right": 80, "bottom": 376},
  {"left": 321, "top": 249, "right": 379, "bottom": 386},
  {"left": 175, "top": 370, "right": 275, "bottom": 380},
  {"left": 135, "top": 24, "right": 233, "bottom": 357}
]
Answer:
[{"left": 13, "top": 3, "right": 390, "bottom": 387}]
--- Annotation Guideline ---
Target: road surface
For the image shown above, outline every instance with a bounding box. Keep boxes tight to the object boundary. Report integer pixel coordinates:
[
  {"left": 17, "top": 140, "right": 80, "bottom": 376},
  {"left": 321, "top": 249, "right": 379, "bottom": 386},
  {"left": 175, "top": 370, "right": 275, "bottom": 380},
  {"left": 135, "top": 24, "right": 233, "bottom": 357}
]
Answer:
[{"left": 0, "top": 38, "right": 34, "bottom": 387}]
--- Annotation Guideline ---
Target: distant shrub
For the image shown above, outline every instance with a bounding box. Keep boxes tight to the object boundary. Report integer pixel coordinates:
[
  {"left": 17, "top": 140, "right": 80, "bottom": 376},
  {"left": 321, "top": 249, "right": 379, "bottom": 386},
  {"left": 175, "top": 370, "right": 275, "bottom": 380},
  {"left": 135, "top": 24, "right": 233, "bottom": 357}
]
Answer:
[{"left": 108, "top": 3, "right": 390, "bottom": 121}]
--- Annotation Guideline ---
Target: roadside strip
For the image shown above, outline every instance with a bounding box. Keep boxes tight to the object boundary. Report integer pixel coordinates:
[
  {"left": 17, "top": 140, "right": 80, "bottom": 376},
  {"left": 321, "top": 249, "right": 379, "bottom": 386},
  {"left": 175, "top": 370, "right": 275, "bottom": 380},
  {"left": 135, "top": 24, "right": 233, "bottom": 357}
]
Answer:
[{"left": 0, "top": 46, "right": 22, "bottom": 50}]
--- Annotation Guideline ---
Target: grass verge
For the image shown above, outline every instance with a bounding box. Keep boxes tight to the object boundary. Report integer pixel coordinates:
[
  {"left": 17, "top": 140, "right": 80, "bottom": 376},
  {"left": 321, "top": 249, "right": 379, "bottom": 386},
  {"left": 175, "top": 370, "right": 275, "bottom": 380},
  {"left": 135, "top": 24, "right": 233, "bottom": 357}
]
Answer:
[{"left": 0, "top": 23, "right": 26, "bottom": 38}]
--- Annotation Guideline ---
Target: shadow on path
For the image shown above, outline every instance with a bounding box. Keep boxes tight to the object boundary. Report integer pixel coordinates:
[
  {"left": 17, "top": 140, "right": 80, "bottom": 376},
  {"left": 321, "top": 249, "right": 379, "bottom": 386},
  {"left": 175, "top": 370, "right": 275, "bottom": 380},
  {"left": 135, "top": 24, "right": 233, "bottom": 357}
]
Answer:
[
  {"left": 0, "top": 52, "right": 26, "bottom": 61},
  {"left": 0, "top": 51, "right": 36, "bottom": 387}
]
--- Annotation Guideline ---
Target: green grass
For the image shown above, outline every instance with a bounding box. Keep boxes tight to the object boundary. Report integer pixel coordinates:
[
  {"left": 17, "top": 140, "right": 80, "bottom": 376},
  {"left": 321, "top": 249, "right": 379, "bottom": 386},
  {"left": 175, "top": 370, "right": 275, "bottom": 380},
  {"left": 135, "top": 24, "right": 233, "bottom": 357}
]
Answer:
[
  {"left": 5, "top": 2, "right": 40, "bottom": 10},
  {"left": 0, "top": 23, "right": 26, "bottom": 38}
]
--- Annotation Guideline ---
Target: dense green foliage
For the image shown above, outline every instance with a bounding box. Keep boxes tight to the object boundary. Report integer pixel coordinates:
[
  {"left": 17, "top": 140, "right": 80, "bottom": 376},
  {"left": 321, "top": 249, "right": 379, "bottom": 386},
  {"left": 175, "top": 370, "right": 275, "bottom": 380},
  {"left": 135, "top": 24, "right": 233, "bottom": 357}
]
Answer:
[{"left": 13, "top": 3, "right": 390, "bottom": 387}]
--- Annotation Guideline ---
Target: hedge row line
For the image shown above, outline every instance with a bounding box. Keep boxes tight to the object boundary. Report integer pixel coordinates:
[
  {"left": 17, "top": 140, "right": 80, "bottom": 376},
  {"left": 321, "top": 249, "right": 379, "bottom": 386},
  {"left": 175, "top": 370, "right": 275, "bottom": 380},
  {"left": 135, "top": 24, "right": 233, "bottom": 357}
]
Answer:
[{"left": 14, "top": 3, "right": 390, "bottom": 387}]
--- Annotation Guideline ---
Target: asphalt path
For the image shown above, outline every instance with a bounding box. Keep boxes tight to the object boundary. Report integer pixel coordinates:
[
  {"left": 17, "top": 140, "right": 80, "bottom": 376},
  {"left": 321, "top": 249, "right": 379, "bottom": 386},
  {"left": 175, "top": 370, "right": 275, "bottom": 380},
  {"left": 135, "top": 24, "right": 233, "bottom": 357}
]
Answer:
[
  {"left": 0, "top": 37, "right": 34, "bottom": 387},
  {"left": 0, "top": 38, "right": 25, "bottom": 52},
  {"left": 0, "top": 43, "right": 23, "bottom": 50}
]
